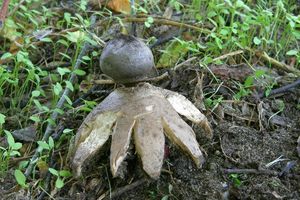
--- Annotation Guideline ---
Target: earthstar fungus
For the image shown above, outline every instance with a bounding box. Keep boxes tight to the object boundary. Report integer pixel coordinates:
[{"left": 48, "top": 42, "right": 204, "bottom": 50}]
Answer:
[{"left": 68, "top": 35, "right": 212, "bottom": 179}]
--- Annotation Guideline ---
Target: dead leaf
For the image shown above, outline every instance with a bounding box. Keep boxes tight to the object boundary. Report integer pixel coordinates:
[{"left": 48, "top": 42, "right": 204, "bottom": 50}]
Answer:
[
  {"left": 107, "top": 0, "right": 130, "bottom": 14},
  {"left": 210, "top": 64, "right": 252, "bottom": 82},
  {"left": 12, "top": 125, "right": 37, "bottom": 142}
]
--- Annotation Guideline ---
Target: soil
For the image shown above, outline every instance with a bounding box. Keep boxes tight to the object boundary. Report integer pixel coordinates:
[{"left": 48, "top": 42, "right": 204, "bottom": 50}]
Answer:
[{"left": 1, "top": 68, "right": 300, "bottom": 200}]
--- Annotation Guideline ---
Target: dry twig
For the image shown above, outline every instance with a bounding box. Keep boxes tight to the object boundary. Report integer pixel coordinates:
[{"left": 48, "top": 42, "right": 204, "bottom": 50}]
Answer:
[
  {"left": 212, "top": 50, "right": 244, "bottom": 62},
  {"left": 124, "top": 17, "right": 213, "bottom": 35},
  {"left": 246, "top": 48, "right": 300, "bottom": 76},
  {"left": 258, "top": 78, "right": 300, "bottom": 98}
]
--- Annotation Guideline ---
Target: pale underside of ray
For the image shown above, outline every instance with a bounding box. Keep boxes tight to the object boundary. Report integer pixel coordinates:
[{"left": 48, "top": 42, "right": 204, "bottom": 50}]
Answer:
[
  {"left": 158, "top": 87, "right": 212, "bottom": 138},
  {"left": 73, "top": 89, "right": 126, "bottom": 147},
  {"left": 160, "top": 99, "right": 205, "bottom": 167},
  {"left": 134, "top": 111, "right": 165, "bottom": 179},
  {"left": 110, "top": 113, "right": 136, "bottom": 177},
  {"left": 71, "top": 112, "right": 117, "bottom": 177}
]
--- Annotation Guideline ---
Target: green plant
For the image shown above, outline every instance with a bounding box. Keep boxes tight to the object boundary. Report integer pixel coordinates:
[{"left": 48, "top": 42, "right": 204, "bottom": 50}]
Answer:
[
  {"left": 229, "top": 173, "right": 242, "bottom": 187},
  {"left": 0, "top": 130, "right": 22, "bottom": 175},
  {"left": 205, "top": 96, "right": 224, "bottom": 110},
  {"left": 14, "top": 169, "right": 28, "bottom": 188},
  {"left": 48, "top": 168, "right": 72, "bottom": 189},
  {"left": 234, "top": 69, "right": 270, "bottom": 100}
]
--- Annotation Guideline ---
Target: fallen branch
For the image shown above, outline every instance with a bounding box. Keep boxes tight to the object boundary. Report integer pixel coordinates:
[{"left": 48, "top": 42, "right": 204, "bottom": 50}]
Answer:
[
  {"left": 124, "top": 17, "right": 213, "bottom": 35},
  {"left": 212, "top": 50, "right": 244, "bottom": 62},
  {"left": 258, "top": 78, "right": 300, "bottom": 98},
  {"left": 246, "top": 48, "right": 300, "bottom": 76},
  {"left": 25, "top": 15, "right": 97, "bottom": 177},
  {"left": 173, "top": 56, "right": 197, "bottom": 71}
]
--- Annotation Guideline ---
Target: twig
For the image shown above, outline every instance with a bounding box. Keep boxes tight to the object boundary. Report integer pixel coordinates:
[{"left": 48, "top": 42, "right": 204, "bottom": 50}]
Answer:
[
  {"left": 173, "top": 56, "right": 197, "bottom": 71},
  {"left": 246, "top": 48, "right": 300, "bottom": 76},
  {"left": 124, "top": 17, "right": 213, "bottom": 35},
  {"left": 258, "top": 78, "right": 300, "bottom": 98},
  {"left": 145, "top": 72, "right": 169, "bottom": 82},
  {"left": 24, "top": 15, "right": 97, "bottom": 177},
  {"left": 102, "top": 178, "right": 149, "bottom": 200},
  {"left": 0, "top": 0, "right": 10, "bottom": 28},
  {"left": 92, "top": 79, "right": 115, "bottom": 85},
  {"left": 223, "top": 168, "right": 300, "bottom": 179},
  {"left": 212, "top": 50, "right": 244, "bottom": 62}
]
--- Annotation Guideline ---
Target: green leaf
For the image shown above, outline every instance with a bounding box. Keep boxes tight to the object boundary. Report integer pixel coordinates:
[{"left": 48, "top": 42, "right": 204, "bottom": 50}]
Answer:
[
  {"left": 144, "top": 21, "right": 151, "bottom": 28},
  {"left": 215, "top": 37, "right": 223, "bottom": 49},
  {"left": 14, "top": 169, "right": 28, "bottom": 188},
  {"left": 53, "top": 82, "right": 63, "bottom": 95},
  {"left": 37, "top": 141, "right": 50, "bottom": 150},
  {"left": 57, "top": 67, "right": 71, "bottom": 76},
  {"left": 82, "top": 56, "right": 91, "bottom": 61},
  {"left": 31, "top": 90, "right": 41, "bottom": 97},
  {"left": 40, "top": 37, "right": 52, "bottom": 43},
  {"left": 73, "top": 69, "right": 86, "bottom": 76},
  {"left": 147, "top": 16, "right": 154, "bottom": 23},
  {"left": 220, "top": 29, "right": 229, "bottom": 36},
  {"left": 286, "top": 49, "right": 298, "bottom": 56},
  {"left": 63, "top": 128, "right": 73, "bottom": 133},
  {"left": 65, "top": 81, "right": 74, "bottom": 91},
  {"left": 55, "top": 177, "right": 64, "bottom": 188},
  {"left": 49, "top": 168, "right": 59, "bottom": 176},
  {"left": 254, "top": 69, "right": 266, "bottom": 77},
  {"left": 64, "top": 12, "right": 71, "bottom": 25},
  {"left": 48, "top": 137, "right": 54, "bottom": 149},
  {"left": 59, "top": 52, "right": 71, "bottom": 60},
  {"left": 64, "top": 94, "right": 73, "bottom": 105},
  {"left": 57, "top": 39, "right": 69, "bottom": 47},
  {"left": 30, "top": 115, "right": 41, "bottom": 123},
  {"left": 0, "top": 113, "right": 6, "bottom": 125},
  {"left": 33, "top": 99, "right": 43, "bottom": 110},
  {"left": 59, "top": 170, "right": 72, "bottom": 177},
  {"left": 53, "top": 108, "right": 64, "bottom": 114},
  {"left": 11, "top": 142, "right": 22, "bottom": 150},
  {"left": 5, "top": 130, "right": 15, "bottom": 148},
  {"left": 65, "top": 31, "right": 85, "bottom": 43},
  {"left": 253, "top": 37, "right": 261, "bottom": 45},
  {"left": 6, "top": 150, "right": 20, "bottom": 156},
  {"left": 1, "top": 52, "right": 13, "bottom": 60}
]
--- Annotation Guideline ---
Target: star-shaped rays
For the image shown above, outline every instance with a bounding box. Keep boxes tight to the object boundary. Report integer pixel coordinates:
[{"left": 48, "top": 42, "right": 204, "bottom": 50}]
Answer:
[{"left": 69, "top": 83, "right": 212, "bottom": 179}]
